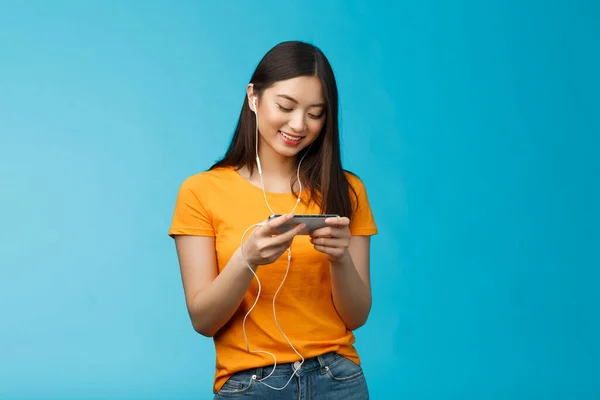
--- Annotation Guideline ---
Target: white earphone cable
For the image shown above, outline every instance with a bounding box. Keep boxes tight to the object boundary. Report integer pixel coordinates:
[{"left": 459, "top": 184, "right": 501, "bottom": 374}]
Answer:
[{"left": 238, "top": 97, "right": 310, "bottom": 390}]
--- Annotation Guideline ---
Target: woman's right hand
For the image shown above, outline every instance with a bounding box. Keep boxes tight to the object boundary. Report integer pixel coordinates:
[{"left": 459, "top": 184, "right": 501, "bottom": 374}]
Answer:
[{"left": 242, "top": 214, "right": 305, "bottom": 269}]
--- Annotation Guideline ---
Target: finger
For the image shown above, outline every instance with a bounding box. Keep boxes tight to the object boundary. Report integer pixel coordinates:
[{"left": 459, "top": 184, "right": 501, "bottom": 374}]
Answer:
[
  {"left": 313, "top": 244, "right": 345, "bottom": 258},
  {"left": 309, "top": 226, "right": 333, "bottom": 238},
  {"left": 261, "top": 214, "right": 294, "bottom": 235},
  {"left": 324, "top": 216, "right": 350, "bottom": 227},
  {"left": 310, "top": 226, "right": 348, "bottom": 239},
  {"left": 271, "top": 222, "right": 306, "bottom": 246},
  {"left": 310, "top": 237, "right": 346, "bottom": 248}
]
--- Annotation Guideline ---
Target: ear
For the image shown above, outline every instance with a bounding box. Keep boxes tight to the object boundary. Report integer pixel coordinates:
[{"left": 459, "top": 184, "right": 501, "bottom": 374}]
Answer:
[{"left": 246, "top": 84, "right": 257, "bottom": 112}]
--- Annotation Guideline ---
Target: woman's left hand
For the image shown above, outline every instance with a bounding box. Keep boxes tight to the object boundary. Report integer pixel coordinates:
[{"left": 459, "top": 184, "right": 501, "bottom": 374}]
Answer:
[{"left": 309, "top": 216, "right": 351, "bottom": 263}]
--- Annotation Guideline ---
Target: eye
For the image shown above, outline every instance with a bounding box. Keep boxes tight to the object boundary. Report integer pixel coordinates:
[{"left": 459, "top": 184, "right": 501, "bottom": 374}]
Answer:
[
  {"left": 277, "top": 104, "right": 292, "bottom": 112},
  {"left": 309, "top": 113, "right": 324, "bottom": 120}
]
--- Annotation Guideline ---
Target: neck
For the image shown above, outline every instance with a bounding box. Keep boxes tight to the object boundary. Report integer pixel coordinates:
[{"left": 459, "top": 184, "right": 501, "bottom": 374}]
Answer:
[
  {"left": 238, "top": 144, "right": 301, "bottom": 194},
  {"left": 255, "top": 147, "right": 298, "bottom": 179}
]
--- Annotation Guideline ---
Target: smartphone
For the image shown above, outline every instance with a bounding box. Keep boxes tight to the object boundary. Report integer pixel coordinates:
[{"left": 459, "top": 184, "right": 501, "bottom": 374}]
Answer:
[{"left": 268, "top": 214, "right": 339, "bottom": 235}]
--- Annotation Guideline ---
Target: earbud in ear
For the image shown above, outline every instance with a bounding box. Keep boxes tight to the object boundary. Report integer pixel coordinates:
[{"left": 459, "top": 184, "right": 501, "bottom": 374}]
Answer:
[{"left": 252, "top": 97, "right": 258, "bottom": 112}]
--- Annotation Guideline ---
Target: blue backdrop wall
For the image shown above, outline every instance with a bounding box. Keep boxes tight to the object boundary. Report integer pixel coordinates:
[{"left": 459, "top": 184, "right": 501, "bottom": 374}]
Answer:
[{"left": 1, "top": 1, "right": 598, "bottom": 399}]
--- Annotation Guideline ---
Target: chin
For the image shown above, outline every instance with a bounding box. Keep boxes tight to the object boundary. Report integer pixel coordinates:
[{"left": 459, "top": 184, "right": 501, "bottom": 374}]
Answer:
[{"left": 274, "top": 146, "right": 303, "bottom": 158}]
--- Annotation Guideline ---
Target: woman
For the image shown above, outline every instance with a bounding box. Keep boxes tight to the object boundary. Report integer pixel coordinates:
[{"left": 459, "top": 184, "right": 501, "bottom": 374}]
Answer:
[{"left": 169, "top": 41, "right": 377, "bottom": 399}]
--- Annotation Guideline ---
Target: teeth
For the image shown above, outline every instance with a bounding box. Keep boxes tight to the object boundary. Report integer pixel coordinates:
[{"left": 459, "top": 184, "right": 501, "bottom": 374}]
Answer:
[{"left": 280, "top": 131, "right": 302, "bottom": 141}]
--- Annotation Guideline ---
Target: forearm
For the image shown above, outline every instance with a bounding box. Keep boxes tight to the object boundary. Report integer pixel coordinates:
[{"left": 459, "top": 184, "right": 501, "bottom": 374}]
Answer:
[
  {"left": 188, "top": 248, "right": 256, "bottom": 337},
  {"left": 329, "top": 251, "right": 372, "bottom": 330}
]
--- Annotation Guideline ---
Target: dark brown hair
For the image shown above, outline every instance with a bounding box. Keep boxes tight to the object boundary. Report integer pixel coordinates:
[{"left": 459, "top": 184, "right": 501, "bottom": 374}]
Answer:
[{"left": 211, "top": 41, "right": 357, "bottom": 218}]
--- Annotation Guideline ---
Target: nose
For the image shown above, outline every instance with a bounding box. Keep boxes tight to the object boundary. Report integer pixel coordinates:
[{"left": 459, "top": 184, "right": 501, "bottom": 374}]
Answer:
[{"left": 288, "top": 111, "right": 306, "bottom": 133}]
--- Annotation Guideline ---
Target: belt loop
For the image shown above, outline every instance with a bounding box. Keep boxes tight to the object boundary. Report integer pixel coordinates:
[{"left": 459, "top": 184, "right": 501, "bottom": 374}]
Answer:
[
  {"left": 317, "top": 354, "right": 327, "bottom": 369},
  {"left": 255, "top": 366, "right": 263, "bottom": 380}
]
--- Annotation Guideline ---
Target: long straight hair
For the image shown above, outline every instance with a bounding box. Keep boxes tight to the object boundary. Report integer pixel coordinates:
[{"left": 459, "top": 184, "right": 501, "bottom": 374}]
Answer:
[{"left": 211, "top": 41, "right": 357, "bottom": 218}]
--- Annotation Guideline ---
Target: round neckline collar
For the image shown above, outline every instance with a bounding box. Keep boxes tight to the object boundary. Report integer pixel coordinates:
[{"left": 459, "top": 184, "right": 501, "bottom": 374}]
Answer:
[{"left": 227, "top": 166, "right": 305, "bottom": 197}]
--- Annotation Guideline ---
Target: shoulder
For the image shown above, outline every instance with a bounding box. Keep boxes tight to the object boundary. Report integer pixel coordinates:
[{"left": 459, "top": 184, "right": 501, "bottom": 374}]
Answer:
[
  {"left": 343, "top": 170, "right": 368, "bottom": 195},
  {"left": 179, "top": 167, "right": 236, "bottom": 192},
  {"left": 343, "top": 170, "right": 378, "bottom": 234}
]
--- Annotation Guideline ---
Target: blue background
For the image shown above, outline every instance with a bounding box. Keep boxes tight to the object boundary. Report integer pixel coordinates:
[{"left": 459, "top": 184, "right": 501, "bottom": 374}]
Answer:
[{"left": 1, "top": 1, "right": 598, "bottom": 399}]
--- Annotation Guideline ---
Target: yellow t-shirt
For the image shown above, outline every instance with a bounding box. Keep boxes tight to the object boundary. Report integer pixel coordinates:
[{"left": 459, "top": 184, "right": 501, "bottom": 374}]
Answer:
[{"left": 169, "top": 166, "right": 377, "bottom": 393}]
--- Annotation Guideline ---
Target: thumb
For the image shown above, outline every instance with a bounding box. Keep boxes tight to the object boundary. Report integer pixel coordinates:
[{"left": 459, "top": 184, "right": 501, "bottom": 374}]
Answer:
[{"left": 260, "top": 213, "right": 294, "bottom": 235}]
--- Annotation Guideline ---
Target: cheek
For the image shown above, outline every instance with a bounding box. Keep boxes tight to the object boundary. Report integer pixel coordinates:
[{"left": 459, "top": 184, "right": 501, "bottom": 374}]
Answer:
[
  {"left": 259, "top": 108, "right": 287, "bottom": 133},
  {"left": 307, "top": 120, "right": 325, "bottom": 137}
]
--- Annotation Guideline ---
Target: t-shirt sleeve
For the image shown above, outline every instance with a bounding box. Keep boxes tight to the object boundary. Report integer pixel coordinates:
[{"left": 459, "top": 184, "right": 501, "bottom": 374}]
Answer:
[
  {"left": 168, "top": 175, "right": 216, "bottom": 237},
  {"left": 347, "top": 174, "right": 378, "bottom": 236}
]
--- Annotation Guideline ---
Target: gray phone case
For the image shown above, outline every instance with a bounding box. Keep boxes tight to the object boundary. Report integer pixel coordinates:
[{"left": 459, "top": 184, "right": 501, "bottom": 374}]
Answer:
[{"left": 268, "top": 214, "right": 339, "bottom": 235}]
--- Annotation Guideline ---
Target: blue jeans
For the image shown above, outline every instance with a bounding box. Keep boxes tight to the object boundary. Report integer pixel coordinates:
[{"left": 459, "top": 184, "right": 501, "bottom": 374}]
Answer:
[{"left": 213, "top": 352, "right": 369, "bottom": 399}]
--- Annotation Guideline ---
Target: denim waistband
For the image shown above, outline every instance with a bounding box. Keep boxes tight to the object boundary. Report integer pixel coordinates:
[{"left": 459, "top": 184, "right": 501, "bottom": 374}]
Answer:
[{"left": 253, "top": 351, "right": 343, "bottom": 378}]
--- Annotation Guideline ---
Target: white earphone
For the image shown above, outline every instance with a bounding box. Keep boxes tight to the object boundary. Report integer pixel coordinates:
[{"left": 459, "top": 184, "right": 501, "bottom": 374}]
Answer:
[
  {"left": 238, "top": 94, "right": 309, "bottom": 390},
  {"left": 253, "top": 97, "right": 264, "bottom": 176}
]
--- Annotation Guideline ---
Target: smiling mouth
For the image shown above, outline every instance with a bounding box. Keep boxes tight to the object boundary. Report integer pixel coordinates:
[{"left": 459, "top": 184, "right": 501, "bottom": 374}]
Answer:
[{"left": 279, "top": 130, "right": 304, "bottom": 141}]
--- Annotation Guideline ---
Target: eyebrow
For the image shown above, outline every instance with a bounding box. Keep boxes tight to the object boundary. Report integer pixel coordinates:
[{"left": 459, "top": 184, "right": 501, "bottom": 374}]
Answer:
[{"left": 276, "top": 94, "right": 325, "bottom": 108}]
